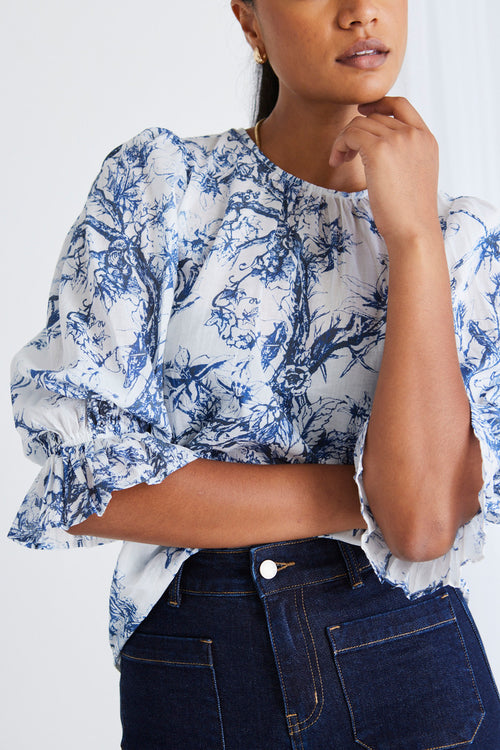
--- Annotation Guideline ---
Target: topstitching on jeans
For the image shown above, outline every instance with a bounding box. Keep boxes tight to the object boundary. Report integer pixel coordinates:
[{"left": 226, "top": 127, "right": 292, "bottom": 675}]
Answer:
[
  {"left": 444, "top": 596, "right": 485, "bottom": 741},
  {"left": 261, "top": 571, "right": 348, "bottom": 596},
  {"left": 331, "top": 617, "right": 456, "bottom": 654},
  {"left": 452, "top": 588, "right": 500, "bottom": 705},
  {"left": 287, "top": 588, "right": 326, "bottom": 735},
  {"left": 338, "top": 540, "right": 365, "bottom": 588},
  {"left": 329, "top": 593, "right": 487, "bottom": 750}
]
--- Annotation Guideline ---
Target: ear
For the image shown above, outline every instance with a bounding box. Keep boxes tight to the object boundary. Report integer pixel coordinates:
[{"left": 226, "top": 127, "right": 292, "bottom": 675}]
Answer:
[{"left": 231, "top": 1, "right": 263, "bottom": 52}]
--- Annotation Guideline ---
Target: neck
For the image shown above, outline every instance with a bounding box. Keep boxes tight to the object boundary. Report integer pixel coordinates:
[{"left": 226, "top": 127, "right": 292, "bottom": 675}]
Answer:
[{"left": 252, "top": 93, "right": 367, "bottom": 193}]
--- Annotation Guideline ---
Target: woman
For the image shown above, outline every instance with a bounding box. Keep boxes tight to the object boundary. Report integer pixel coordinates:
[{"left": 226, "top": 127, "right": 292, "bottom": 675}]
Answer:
[{"left": 9, "top": 0, "right": 500, "bottom": 747}]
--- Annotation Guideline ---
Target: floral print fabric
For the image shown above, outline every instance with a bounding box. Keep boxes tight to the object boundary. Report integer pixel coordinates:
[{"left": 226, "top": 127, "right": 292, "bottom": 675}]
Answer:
[{"left": 9, "top": 127, "right": 500, "bottom": 666}]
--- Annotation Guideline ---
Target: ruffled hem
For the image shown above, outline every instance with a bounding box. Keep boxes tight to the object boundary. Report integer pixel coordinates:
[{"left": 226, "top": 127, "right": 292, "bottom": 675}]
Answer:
[
  {"left": 353, "top": 417, "right": 499, "bottom": 599},
  {"left": 7, "top": 433, "right": 198, "bottom": 550}
]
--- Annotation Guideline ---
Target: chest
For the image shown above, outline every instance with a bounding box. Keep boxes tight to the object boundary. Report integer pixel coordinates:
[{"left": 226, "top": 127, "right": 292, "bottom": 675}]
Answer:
[{"left": 165, "top": 205, "right": 388, "bottom": 403}]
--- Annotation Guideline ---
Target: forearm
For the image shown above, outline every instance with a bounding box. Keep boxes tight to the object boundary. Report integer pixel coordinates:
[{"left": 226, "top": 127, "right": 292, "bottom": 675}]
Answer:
[
  {"left": 68, "top": 459, "right": 365, "bottom": 547},
  {"left": 363, "top": 229, "right": 482, "bottom": 560}
]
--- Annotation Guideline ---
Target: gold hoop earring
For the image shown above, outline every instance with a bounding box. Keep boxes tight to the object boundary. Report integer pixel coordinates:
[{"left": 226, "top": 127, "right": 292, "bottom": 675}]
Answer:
[{"left": 253, "top": 47, "right": 268, "bottom": 65}]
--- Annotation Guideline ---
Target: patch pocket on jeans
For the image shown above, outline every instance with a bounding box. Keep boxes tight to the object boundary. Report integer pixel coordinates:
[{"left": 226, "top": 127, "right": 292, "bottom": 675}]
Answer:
[
  {"left": 120, "top": 633, "right": 225, "bottom": 749},
  {"left": 327, "top": 593, "right": 484, "bottom": 750}
]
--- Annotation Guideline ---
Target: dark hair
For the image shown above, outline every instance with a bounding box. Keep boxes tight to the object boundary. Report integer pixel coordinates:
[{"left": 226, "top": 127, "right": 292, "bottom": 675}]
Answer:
[
  {"left": 254, "top": 60, "right": 279, "bottom": 122},
  {"left": 241, "top": 1, "right": 279, "bottom": 122}
]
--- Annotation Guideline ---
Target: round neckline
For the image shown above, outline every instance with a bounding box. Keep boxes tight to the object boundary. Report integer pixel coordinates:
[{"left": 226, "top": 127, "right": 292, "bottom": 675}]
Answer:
[{"left": 232, "top": 127, "right": 369, "bottom": 200}]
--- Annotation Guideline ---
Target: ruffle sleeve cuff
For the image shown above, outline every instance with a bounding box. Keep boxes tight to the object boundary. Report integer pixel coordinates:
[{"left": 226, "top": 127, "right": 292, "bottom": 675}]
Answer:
[
  {"left": 353, "top": 412, "right": 499, "bottom": 599},
  {"left": 8, "top": 432, "right": 199, "bottom": 550}
]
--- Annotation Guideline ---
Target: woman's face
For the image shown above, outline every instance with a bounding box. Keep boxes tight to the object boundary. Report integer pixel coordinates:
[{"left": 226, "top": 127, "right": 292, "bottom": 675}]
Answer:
[{"left": 234, "top": 0, "right": 408, "bottom": 108}]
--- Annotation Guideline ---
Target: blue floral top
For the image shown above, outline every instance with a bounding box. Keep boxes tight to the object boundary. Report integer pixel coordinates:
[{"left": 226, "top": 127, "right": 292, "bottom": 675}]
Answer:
[{"left": 9, "top": 127, "right": 500, "bottom": 667}]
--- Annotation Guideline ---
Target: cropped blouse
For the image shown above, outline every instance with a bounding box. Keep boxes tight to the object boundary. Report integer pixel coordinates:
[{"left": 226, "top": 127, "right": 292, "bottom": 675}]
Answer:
[{"left": 9, "top": 127, "right": 500, "bottom": 667}]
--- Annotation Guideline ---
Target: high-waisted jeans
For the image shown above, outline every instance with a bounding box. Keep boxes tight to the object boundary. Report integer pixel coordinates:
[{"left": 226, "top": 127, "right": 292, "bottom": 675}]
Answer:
[{"left": 119, "top": 538, "right": 500, "bottom": 749}]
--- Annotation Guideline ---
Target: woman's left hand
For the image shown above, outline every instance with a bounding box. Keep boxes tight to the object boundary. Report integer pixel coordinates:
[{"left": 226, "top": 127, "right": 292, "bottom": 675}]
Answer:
[
  {"left": 329, "top": 96, "right": 440, "bottom": 248},
  {"left": 334, "top": 100, "right": 483, "bottom": 563}
]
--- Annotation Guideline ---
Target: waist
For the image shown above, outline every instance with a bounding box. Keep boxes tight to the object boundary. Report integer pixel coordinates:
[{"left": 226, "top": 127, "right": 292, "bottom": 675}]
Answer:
[{"left": 174, "top": 537, "right": 373, "bottom": 600}]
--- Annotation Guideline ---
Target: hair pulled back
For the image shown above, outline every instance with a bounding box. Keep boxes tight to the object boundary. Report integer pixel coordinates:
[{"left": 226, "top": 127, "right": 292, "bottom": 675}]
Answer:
[{"left": 241, "top": 0, "right": 279, "bottom": 122}]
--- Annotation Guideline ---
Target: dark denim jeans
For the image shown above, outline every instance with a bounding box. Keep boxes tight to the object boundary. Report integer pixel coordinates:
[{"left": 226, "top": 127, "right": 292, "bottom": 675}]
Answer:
[{"left": 120, "top": 538, "right": 500, "bottom": 749}]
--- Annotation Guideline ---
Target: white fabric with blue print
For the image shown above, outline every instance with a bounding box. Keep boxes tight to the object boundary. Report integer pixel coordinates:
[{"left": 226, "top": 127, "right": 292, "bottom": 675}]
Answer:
[{"left": 9, "top": 126, "right": 500, "bottom": 666}]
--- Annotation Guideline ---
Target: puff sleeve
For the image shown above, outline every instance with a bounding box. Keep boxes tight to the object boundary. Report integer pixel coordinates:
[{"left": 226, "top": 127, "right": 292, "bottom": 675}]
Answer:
[
  {"left": 9, "top": 128, "right": 199, "bottom": 549},
  {"left": 353, "top": 195, "right": 500, "bottom": 596}
]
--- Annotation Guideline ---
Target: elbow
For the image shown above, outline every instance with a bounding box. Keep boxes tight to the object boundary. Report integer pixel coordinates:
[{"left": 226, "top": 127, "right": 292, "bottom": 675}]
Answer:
[
  {"left": 380, "top": 488, "right": 482, "bottom": 563},
  {"left": 364, "top": 465, "right": 481, "bottom": 563},
  {"left": 380, "top": 496, "right": 466, "bottom": 562},
  {"left": 394, "top": 500, "right": 482, "bottom": 563},
  {"left": 386, "top": 522, "right": 457, "bottom": 563}
]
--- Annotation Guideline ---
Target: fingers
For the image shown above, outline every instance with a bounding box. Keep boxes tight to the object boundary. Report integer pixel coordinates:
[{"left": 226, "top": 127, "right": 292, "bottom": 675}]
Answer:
[
  {"left": 329, "top": 97, "right": 430, "bottom": 168},
  {"left": 358, "top": 96, "right": 428, "bottom": 129},
  {"left": 331, "top": 148, "right": 359, "bottom": 166},
  {"left": 362, "top": 112, "right": 405, "bottom": 131},
  {"left": 329, "top": 125, "right": 379, "bottom": 167},
  {"left": 329, "top": 114, "right": 402, "bottom": 167},
  {"left": 351, "top": 114, "right": 404, "bottom": 135},
  {"left": 330, "top": 97, "right": 430, "bottom": 167}
]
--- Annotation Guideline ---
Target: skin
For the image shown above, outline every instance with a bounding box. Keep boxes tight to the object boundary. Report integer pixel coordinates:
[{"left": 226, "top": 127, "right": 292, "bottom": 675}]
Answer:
[
  {"left": 70, "top": 0, "right": 482, "bottom": 561},
  {"left": 236, "top": 0, "right": 407, "bottom": 193}
]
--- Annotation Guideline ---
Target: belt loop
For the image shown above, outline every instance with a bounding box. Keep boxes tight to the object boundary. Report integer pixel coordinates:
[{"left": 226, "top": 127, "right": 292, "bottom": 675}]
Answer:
[
  {"left": 338, "top": 541, "right": 364, "bottom": 589},
  {"left": 166, "top": 561, "right": 186, "bottom": 608}
]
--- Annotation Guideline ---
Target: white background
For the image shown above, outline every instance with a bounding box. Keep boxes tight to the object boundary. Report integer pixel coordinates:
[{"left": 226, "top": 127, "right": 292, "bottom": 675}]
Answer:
[{"left": 2, "top": 1, "right": 499, "bottom": 747}]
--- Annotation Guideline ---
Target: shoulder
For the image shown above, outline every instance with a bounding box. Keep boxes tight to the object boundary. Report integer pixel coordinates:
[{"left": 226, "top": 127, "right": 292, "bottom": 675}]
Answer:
[
  {"left": 439, "top": 192, "right": 500, "bottom": 248},
  {"left": 438, "top": 192, "right": 500, "bottom": 275},
  {"left": 439, "top": 194, "right": 500, "bottom": 358},
  {"left": 98, "top": 126, "right": 248, "bottom": 192}
]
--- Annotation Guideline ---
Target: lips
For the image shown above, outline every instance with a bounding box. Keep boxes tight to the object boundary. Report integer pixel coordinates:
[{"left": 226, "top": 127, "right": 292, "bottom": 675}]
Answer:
[{"left": 336, "top": 38, "right": 389, "bottom": 68}]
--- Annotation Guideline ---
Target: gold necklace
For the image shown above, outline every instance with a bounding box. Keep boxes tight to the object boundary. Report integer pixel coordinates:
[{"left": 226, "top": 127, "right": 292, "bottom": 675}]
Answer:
[{"left": 254, "top": 118, "right": 265, "bottom": 150}]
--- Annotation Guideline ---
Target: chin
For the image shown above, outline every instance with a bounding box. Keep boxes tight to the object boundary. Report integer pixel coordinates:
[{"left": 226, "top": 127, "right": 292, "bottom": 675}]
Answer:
[
  {"left": 334, "top": 71, "right": 399, "bottom": 106},
  {"left": 353, "top": 92, "right": 390, "bottom": 105},
  {"left": 342, "top": 83, "right": 394, "bottom": 106}
]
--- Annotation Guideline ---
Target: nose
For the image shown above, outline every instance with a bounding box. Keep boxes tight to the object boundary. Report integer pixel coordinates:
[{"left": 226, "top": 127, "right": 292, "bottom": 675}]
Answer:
[{"left": 337, "top": 1, "right": 379, "bottom": 30}]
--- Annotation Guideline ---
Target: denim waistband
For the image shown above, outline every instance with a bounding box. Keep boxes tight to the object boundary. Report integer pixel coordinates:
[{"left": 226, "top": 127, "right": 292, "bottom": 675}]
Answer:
[{"left": 166, "top": 538, "right": 373, "bottom": 608}]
